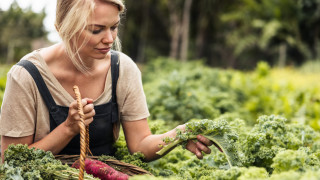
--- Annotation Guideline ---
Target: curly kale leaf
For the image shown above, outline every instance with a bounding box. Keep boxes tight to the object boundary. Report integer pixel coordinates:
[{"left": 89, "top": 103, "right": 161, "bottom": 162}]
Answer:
[
  {"left": 239, "top": 115, "right": 320, "bottom": 172},
  {"left": 114, "top": 133, "right": 154, "bottom": 173},
  {"left": 271, "top": 148, "right": 320, "bottom": 173},
  {"left": 156, "top": 118, "right": 240, "bottom": 167},
  {"left": 1, "top": 144, "right": 98, "bottom": 180},
  {"left": 0, "top": 162, "right": 24, "bottom": 180}
]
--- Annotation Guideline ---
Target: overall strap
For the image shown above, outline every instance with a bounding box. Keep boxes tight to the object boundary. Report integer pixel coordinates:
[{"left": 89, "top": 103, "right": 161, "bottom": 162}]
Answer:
[
  {"left": 16, "top": 60, "right": 57, "bottom": 110},
  {"left": 17, "top": 51, "right": 120, "bottom": 124},
  {"left": 16, "top": 60, "right": 58, "bottom": 140},
  {"left": 110, "top": 51, "right": 120, "bottom": 123},
  {"left": 111, "top": 51, "right": 119, "bottom": 103}
]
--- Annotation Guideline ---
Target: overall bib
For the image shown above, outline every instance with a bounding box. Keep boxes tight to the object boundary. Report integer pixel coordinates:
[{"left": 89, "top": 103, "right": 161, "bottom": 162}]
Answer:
[{"left": 17, "top": 51, "right": 119, "bottom": 156}]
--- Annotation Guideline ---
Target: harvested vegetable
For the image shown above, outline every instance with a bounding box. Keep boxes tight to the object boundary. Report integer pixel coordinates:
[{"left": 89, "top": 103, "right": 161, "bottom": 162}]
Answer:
[
  {"left": 72, "top": 158, "right": 129, "bottom": 180},
  {"left": 0, "top": 144, "right": 98, "bottom": 179},
  {"left": 156, "top": 118, "right": 240, "bottom": 167}
]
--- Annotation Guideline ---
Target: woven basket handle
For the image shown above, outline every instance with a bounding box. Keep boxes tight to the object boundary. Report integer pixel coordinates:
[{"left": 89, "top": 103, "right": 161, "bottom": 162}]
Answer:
[{"left": 73, "top": 85, "right": 88, "bottom": 180}]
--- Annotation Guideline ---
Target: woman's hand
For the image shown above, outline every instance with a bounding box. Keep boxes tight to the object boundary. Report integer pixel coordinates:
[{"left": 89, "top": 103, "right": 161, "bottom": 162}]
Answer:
[
  {"left": 176, "top": 124, "right": 220, "bottom": 159},
  {"left": 186, "top": 135, "right": 213, "bottom": 159},
  {"left": 64, "top": 98, "right": 95, "bottom": 135}
]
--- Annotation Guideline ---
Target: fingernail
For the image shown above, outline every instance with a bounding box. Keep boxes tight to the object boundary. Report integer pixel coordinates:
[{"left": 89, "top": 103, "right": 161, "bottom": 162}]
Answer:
[{"left": 197, "top": 151, "right": 201, "bottom": 156}]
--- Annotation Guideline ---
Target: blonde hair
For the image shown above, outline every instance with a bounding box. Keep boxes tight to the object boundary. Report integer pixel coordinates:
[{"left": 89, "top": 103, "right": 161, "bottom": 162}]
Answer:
[{"left": 55, "top": 0, "right": 125, "bottom": 73}]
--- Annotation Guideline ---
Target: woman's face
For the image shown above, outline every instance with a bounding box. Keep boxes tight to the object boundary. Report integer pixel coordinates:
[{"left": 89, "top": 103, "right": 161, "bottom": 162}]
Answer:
[{"left": 77, "top": 2, "right": 120, "bottom": 61}]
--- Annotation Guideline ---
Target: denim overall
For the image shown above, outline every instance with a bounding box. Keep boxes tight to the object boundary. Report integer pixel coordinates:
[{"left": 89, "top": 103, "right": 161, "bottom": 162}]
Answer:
[{"left": 17, "top": 51, "right": 119, "bottom": 156}]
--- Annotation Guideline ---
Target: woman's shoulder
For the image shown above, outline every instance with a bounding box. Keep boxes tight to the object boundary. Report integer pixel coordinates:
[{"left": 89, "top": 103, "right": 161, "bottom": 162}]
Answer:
[
  {"left": 9, "top": 50, "right": 40, "bottom": 72},
  {"left": 117, "top": 51, "right": 141, "bottom": 75},
  {"left": 21, "top": 50, "right": 43, "bottom": 62},
  {"left": 117, "top": 51, "right": 135, "bottom": 65},
  {"left": 16, "top": 50, "right": 47, "bottom": 71},
  {"left": 8, "top": 50, "right": 47, "bottom": 84}
]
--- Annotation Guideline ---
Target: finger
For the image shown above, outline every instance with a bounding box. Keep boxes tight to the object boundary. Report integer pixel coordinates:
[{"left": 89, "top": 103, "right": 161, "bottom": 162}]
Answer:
[
  {"left": 195, "top": 148, "right": 203, "bottom": 159},
  {"left": 185, "top": 140, "right": 197, "bottom": 154},
  {"left": 81, "top": 98, "right": 88, "bottom": 106},
  {"left": 197, "top": 135, "right": 213, "bottom": 146},
  {"left": 196, "top": 141, "right": 211, "bottom": 154},
  {"left": 70, "top": 100, "right": 79, "bottom": 109},
  {"left": 83, "top": 103, "right": 94, "bottom": 114},
  {"left": 69, "top": 102, "right": 81, "bottom": 119},
  {"left": 84, "top": 117, "right": 94, "bottom": 126},
  {"left": 84, "top": 109, "right": 96, "bottom": 120},
  {"left": 84, "top": 98, "right": 94, "bottom": 104},
  {"left": 186, "top": 140, "right": 203, "bottom": 159}
]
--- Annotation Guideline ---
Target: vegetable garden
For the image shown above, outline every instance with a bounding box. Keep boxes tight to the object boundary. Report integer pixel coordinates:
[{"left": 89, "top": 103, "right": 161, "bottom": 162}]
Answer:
[{"left": 1, "top": 59, "right": 320, "bottom": 179}]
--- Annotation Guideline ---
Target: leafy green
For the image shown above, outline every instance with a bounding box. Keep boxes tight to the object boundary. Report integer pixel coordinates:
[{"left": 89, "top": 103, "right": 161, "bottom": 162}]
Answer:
[
  {"left": 156, "top": 118, "right": 240, "bottom": 167},
  {"left": 0, "top": 144, "right": 98, "bottom": 180},
  {"left": 114, "top": 132, "right": 154, "bottom": 174},
  {"left": 238, "top": 115, "right": 320, "bottom": 172}
]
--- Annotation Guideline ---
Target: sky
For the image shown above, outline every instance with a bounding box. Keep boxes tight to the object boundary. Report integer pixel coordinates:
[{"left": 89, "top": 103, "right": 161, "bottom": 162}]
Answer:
[{"left": 0, "top": 0, "right": 61, "bottom": 43}]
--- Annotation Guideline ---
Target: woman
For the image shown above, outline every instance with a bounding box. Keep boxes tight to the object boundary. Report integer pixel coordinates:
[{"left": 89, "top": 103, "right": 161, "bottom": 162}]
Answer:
[{"left": 0, "top": 0, "right": 212, "bottom": 162}]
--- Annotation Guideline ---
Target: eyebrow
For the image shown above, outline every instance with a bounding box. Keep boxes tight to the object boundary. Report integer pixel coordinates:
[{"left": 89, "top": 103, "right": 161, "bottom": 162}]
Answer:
[{"left": 88, "top": 20, "right": 120, "bottom": 28}]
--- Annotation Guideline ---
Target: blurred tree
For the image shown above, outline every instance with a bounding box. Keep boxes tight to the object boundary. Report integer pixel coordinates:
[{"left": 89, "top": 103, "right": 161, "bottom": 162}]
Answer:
[
  {"left": 121, "top": 0, "right": 194, "bottom": 62},
  {"left": 179, "top": 0, "right": 193, "bottom": 61},
  {"left": 298, "top": 0, "right": 320, "bottom": 60},
  {"left": 118, "top": 0, "right": 320, "bottom": 69},
  {"left": 120, "top": 0, "right": 169, "bottom": 63},
  {"left": 166, "top": 0, "right": 193, "bottom": 61},
  {"left": 167, "top": 0, "right": 184, "bottom": 60},
  {"left": 220, "top": 0, "right": 312, "bottom": 68},
  {"left": 0, "top": 1, "right": 47, "bottom": 64},
  {"left": 190, "top": 0, "right": 235, "bottom": 68}
]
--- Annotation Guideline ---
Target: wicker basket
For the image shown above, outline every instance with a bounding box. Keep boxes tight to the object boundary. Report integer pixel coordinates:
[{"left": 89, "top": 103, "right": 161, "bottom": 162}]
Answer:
[
  {"left": 66, "top": 87, "right": 152, "bottom": 178},
  {"left": 55, "top": 155, "right": 153, "bottom": 176}
]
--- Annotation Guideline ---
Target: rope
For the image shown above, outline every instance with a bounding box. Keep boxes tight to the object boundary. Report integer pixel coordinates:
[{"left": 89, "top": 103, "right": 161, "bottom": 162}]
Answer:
[{"left": 73, "top": 85, "right": 86, "bottom": 180}]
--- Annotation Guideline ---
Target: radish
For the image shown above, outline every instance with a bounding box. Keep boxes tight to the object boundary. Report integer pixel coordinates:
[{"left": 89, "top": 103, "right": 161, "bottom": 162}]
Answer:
[{"left": 72, "top": 158, "right": 129, "bottom": 180}]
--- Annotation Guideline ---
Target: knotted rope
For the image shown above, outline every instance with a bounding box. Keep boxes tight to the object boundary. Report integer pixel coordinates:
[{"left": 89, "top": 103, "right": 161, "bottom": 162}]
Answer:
[{"left": 73, "top": 85, "right": 90, "bottom": 180}]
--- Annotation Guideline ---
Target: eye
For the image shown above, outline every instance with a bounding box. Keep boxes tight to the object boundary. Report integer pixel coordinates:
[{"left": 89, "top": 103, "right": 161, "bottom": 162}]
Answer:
[
  {"left": 91, "top": 29, "right": 103, "bottom": 34},
  {"left": 86, "top": 26, "right": 104, "bottom": 35},
  {"left": 111, "top": 25, "right": 118, "bottom": 31}
]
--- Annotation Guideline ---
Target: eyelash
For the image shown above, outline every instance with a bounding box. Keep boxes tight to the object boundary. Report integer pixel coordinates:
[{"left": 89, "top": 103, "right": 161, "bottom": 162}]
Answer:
[
  {"left": 92, "top": 29, "right": 102, "bottom": 34},
  {"left": 91, "top": 26, "right": 118, "bottom": 35},
  {"left": 111, "top": 26, "right": 118, "bottom": 31}
]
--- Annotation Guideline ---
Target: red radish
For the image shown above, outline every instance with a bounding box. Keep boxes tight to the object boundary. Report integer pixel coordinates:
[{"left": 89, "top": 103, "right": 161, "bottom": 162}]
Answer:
[{"left": 72, "top": 158, "right": 129, "bottom": 180}]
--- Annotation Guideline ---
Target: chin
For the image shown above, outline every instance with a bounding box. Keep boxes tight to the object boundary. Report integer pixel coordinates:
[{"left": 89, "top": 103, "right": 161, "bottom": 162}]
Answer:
[
  {"left": 90, "top": 52, "right": 108, "bottom": 60},
  {"left": 92, "top": 55, "right": 107, "bottom": 60}
]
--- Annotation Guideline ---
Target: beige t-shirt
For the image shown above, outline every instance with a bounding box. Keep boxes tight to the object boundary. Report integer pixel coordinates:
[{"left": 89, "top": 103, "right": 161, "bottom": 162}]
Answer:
[{"left": 0, "top": 50, "right": 150, "bottom": 142}]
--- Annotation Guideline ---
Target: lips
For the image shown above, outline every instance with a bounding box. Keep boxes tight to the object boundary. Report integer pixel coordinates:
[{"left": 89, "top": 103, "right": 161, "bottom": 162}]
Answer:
[{"left": 95, "top": 47, "right": 111, "bottom": 54}]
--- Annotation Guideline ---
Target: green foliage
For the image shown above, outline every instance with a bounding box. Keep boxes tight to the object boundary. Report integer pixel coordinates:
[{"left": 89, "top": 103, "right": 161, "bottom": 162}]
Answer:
[
  {"left": 220, "top": 0, "right": 312, "bottom": 67},
  {"left": 156, "top": 119, "right": 240, "bottom": 167},
  {"left": 147, "top": 115, "right": 320, "bottom": 179},
  {"left": 255, "top": 61, "right": 271, "bottom": 77},
  {"left": 0, "top": 2, "right": 47, "bottom": 63},
  {"left": 238, "top": 115, "right": 320, "bottom": 172},
  {"left": 299, "top": 60, "right": 320, "bottom": 73},
  {"left": 143, "top": 58, "right": 320, "bottom": 128},
  {"left": 1, "top": 0, "right": 319, "bottom": 67},
  {"left": 271, "top": 148, "right": 320, "bottom": 173},
  {"left": 113, "top": 131, "right": 155, "bottom": 174},
  {"left": 1, "top": 57, "right": 320, "bottom": 179},
  {"left": 0, "top": 144, "right": 98, "bottom": 179},
  {"left": 143, "top": 58, "right": 249, "bottom": 123},
  {"left": 130, "top": 174, "right": 178, "bottom": 180},
  {"left": 0, "top": 64, "right": 10, "bottom": 105}
]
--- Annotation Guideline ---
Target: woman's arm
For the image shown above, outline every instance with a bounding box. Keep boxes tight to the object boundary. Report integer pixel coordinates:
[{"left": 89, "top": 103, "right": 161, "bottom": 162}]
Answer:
[
  {"left": 122, "top": 118, "right": 212, "bottom": 162},
  {"left": 1, "top": 121, "right": 74, "bottom": 162},
  {"left": 1, "top": 99, "right": 95, "bottom": 162}
]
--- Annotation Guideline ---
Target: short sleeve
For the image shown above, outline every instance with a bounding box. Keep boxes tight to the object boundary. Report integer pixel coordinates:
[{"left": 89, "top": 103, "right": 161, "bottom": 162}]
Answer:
[
  {"left": 0, "top": 65, "right": 37, "bottom": 137},
  {"left": 117, "top": 53, "right": 150, "bottom": 121}
]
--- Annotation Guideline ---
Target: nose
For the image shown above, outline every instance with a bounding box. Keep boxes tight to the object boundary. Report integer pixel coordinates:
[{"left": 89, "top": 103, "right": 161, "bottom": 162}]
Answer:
[{"left": 102, "top": 30, "right": 114, "bottom": 44}]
